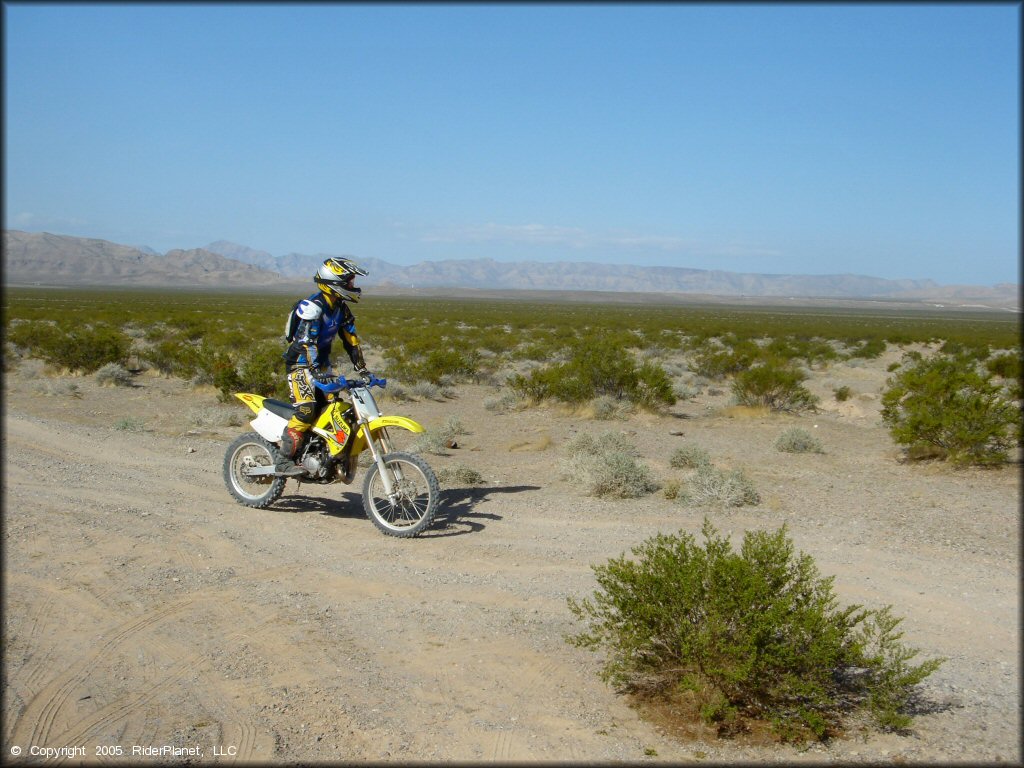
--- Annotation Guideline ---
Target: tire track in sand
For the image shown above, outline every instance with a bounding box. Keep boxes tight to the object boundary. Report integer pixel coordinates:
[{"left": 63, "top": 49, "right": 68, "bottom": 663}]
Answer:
[
  {"left": 51, "top": 618, "right": 279, "bottom": 762},
  {"left": 10, "top": 596, "right": 202, "bottom": 748}
]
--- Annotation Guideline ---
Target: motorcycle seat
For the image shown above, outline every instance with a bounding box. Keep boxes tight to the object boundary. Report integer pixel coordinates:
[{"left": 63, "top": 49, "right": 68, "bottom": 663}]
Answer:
[{"left": 261, "top": 398, "right": 297, "bottom": 419}]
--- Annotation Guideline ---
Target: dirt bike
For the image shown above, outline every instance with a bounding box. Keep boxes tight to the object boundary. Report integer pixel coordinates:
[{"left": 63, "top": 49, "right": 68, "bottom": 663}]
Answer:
[{"left": 222, "top": 374, "right": 440, "bottom": 537}]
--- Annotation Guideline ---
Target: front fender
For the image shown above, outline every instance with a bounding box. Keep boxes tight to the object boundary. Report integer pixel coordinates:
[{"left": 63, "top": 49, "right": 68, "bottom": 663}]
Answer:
[
  {"left": 365, "top": 415, "right": 426, "bottom": 434},
  {"left": 348, "top": 415, "right": 425, "bottom": 456}
]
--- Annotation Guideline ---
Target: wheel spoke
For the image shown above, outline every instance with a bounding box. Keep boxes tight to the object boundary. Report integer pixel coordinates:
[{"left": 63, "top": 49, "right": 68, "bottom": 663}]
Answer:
[
  {"left": 362, "top": 452, "right": 439, "bottom": 536},
  {"left": 223, "top": 433, "right": 286, "bottom": 509}
]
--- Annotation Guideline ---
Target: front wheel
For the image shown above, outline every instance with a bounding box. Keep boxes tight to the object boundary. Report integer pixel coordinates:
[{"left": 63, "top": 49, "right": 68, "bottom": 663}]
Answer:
[
  {"left": 223, "top": 432, "right": 287, "bottom": 508},
  {"left": 361, "top": 451, "right": 439, "bottom": 537}
]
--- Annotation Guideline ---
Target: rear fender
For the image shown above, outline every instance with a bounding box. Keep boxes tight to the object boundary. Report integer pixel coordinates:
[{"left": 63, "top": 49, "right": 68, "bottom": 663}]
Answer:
[
  {"left": 234, "top": 393, "right": 289, "bottom": 442},
  {"left": 234, "top": 393, "right": 266, "bottom": 415}
]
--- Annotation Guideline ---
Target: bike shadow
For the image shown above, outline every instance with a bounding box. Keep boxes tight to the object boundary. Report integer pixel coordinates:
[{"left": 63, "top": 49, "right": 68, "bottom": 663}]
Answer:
[
  {"left": 425, "top": 484, "right": 541, "bottom": 537},
  {"left": 272, "top": 492, "right": 364, "bottom": 517},
  {"left": 271, "top": 484, "right": 541, "bottom": 537}
]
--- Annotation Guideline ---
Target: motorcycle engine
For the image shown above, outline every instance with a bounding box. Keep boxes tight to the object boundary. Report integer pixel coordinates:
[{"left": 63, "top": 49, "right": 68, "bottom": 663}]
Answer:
[{"left": 300, "top": 439, "right": 330, "bottom": 479}]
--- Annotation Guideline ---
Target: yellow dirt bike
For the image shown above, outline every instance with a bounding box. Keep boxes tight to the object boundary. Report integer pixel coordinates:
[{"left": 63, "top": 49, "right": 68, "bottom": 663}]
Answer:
[{"left": 223, "top": 374, "right": 440, "bottom": 537}]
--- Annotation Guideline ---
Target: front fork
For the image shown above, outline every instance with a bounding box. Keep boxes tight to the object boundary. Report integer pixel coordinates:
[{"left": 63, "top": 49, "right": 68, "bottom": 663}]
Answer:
[{"left": 359, "top": 420, "right": 398, "bottom": 497}]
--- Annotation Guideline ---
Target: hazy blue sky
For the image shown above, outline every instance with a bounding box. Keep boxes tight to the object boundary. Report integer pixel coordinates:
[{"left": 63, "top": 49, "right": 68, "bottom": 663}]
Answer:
[{"left": 4, "top": 3, "right": 1019, "bottom": 285}]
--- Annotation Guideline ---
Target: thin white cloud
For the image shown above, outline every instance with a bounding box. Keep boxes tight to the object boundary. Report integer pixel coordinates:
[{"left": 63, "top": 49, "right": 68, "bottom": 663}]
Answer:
[
  {"left": 705, "top": 242, "right": 784, "bottom": 259},
  {"left": 12, "top": 212, "right": 87, "bottom": 230},
  {"left": 421, "top": 222, "right": 694, "bottom": 251},
  {"left": 417, "top": 223, "right": 788, "bottom": 261}
]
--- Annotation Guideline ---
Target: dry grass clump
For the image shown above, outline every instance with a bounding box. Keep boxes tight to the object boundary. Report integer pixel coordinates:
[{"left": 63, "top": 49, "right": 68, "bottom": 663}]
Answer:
[
  {"left": 95, "top": 362, "right": 134, "bottom": 387},
  {"left": 436, "top": 463, "right": 484, "bottom": 487},
  {"left": 410, "top": 415, "right": 469, "bottom": 456},
  {"left": 561, "top": 431, "right": 658, "bottom": 499},
  {"left": 681, "top": 465, "right": 760, "bottom": 508},
  {"left": 381, "top": 381, "right": 412, "bottom": 402},
  {"left": 670, "top": 444, "right": 712, "bottom": 469},
  {"left": 189, "top": 405, "right": 246, "bottom": 429},
  {"left": 41, "top": 379, "right": 83, "bottom": 399},
  {"left": 775, "top": 427, "right": 824, "bottom": 454},
  {"left": 408, "top": 381, "right": 455, "bottom": 401},
  {"left": 588, "top": 395, "right": 635, "bottom": 421},
  {"left": 114, "top": 416, "right": 146, "bottom": 432},
  {"left": 484, "top": 390, "right": 525, "bottom": 414},
  {"left": 833, "top": 385, "right": 853, "bottom": 402}
]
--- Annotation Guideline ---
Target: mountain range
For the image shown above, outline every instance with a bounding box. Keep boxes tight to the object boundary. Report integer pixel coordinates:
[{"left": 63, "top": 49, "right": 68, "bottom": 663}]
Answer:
[{"left": 3, "top": 230, "right": 1018, "bottom": 310}]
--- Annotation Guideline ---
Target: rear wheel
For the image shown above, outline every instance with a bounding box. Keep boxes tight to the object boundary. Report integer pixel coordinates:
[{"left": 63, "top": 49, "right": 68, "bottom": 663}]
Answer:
[
  {"left": 361, "top": 451, "right": 439, "bottom": 537},
  {"left": 223, "top": 432, "right": 287, "bottom": 508}
]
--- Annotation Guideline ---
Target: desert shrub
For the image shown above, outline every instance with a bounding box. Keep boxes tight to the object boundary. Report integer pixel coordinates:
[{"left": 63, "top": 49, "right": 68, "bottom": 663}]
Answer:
[
  {"left": 673, "top": 381, "right": 702, "bottom": 401},
  {"left": 881, "top": 353, "right": 1019, "bottom": 466},
  {"left": 939, "top": 339, "right": 989, "bottom": 362},
  {"left": 95, "top": 362, "right": 134, "bottom": 387},
  {"left": 765, "top": 336, "right": 838, "bottom": 367},
  {"left": 410, "top": 415, "right": 468, "bottom": 456},
  {"left": 210, "top": 352, "right": 243, "bottom": 402},
  {"left": 669, "top": 444, "right": 712, "bottom": 469},
  {"left": 662, "top": 479, "right": 683, "bottom": 500},
  {"left": 509, "top": 340, "right": 675, "bottom": 410},
  {"left": 483, "top": 390, "right": 522, "bottom": 413},
  {"left": 633, "top": 362, "right": 677, "bottom": 409},
  {"left": 188, "top": 405, "right": 245, "bottom": 428},
  {"left": 114, "top": 416, "right": 146, "bottom": 432},
  {"left": 731, "top": 360, "right": 819, "bottom": 413},
  {"left": 436, "top": 463, "right": 484, "bottom": 487},
  {"left": 37, "top": 324, "right": 131, "bottom": 374},
  {"left": 986, "top": 350, "right": 1021, "bottom": 381},
  {"left": 775, "top": 427, "right": 824, "bottom": 454},
  {"left": 690, "top": 338, "right": 760, "bottom": 380},
  {"left": 845, "top": 337, "right": 887, "bottom": 360},
  {"left": 561, "top": 431, "right": 658, "bottom": 499},
  {"left": 381, "top": 381, "right": 411, "bottom": 402},
  {"left": 234, "top": 344, "right": 288, "bottom": 400},
  {"left": 4, "top": 321, "right": 39, "bottom": 353},
  {"left": 2, "top": 342, "right": 22, "bottom": 372},
  {"left": 42, "top": 380, "right": 83, "bottom": 399},
  {"left": 681, "top": 465, "right": 760, "bottom": 507},
  {"left": 408, "top": 381, "right": 445, "bottom": 401},
  {"left": 384, "top": 346, "right": 481, "bottom": 385},
  {"left": 567, "top": 520, "right": 945, "bottom": 742},
  {"left": 144, "top": 339, "right": 195, "bottom": 377},
  {"left": 591, "top": 395, "right": 635, "bottom": 420},
  {"left": 833, "top": 385, "right": 853, "bottom": 402}
]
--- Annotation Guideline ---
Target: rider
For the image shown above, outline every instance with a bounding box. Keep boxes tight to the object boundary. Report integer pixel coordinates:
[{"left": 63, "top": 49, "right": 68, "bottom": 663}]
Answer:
[{"left": 275, "top": 257, "right": 371, "bottom": 476}]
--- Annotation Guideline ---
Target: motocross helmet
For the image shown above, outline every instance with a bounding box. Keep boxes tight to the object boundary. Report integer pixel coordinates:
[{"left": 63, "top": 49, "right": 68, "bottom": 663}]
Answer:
[{"left": 314, "top": 257, "right": 367, "bottom": 303}]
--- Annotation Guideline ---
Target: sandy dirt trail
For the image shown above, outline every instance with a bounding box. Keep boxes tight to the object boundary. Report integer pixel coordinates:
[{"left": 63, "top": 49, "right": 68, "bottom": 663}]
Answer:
[{"left": 2, "top": 357, "right": 1020, "bottom": 764}]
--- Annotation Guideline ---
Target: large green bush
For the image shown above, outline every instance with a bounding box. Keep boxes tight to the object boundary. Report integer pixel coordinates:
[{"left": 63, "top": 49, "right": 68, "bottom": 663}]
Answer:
[
  {"left": 143, "top": 338, "right": 204, "bottom": 378},
  {"left": 881, "top": 353, "right": 1019, "bottom": 466},
  {"left": 690, "top": 337, "right": 760, "bottom": 380},
  {"left": 236, "top": 344, "right": 289, "bottom": 400},
  {"left": 510, "top": 341, "right": 675, "bottom": 410},
  {"left": 38, "top": 324, "right": 132, "bottom": 373},
  {"left": 567, "top": 520, "right": 944, "bottom": 742},
  {"left": 730, "top": 359, "right": 819, "bottom": 412},
  {"left": 383, "top": 346, "right": 482, "bottom": 385},
  {"left": 985, "top": 350, "right": 1021, "bottom": 381}
]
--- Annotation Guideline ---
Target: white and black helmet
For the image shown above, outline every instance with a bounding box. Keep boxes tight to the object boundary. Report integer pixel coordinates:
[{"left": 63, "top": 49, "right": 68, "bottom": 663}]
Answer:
[{"left": 314, "top": 257, "right": 367, "bottom": 303}]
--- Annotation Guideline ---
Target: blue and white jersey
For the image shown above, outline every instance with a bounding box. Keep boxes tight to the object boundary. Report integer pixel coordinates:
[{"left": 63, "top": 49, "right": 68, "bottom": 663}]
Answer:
[{"left": 283, "top": 292, "right": 364, "bottom": 371}]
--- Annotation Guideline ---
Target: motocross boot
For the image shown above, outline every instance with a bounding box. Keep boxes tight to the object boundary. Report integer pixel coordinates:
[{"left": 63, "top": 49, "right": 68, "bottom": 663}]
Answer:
[{"left": 274, "top": 427, "right": 308, "bottom": 477}]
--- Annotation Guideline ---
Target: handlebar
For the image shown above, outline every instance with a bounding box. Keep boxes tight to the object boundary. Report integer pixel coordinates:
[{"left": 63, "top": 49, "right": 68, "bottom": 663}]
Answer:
[{"left": 313, "top": 374, "right": 387, "bottom": 394}]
